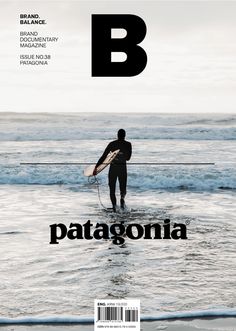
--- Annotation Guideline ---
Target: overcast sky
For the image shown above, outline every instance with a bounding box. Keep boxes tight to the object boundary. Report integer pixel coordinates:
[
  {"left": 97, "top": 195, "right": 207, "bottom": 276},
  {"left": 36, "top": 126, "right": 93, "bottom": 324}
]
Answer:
[{"left": 0, "top": 1, "right": 236, "bottom": 113}]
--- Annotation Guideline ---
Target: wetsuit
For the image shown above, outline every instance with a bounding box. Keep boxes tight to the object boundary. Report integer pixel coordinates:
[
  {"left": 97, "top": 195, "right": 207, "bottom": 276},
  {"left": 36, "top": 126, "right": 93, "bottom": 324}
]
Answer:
[{"left": 96, "top": 139, "right": 132, "bottom": 208}]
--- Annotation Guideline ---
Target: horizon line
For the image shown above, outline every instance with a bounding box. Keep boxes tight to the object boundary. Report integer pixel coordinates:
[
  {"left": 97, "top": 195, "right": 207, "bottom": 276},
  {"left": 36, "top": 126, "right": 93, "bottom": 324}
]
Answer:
[{"left": 20, "top": 162, "right": 215, "bottom": 166}]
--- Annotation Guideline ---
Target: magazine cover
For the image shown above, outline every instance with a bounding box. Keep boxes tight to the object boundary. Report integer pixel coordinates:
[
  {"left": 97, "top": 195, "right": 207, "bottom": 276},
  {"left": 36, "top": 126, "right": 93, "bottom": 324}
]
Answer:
[{"left": 0, "top": 1, "right": 236, "bottom": 330}]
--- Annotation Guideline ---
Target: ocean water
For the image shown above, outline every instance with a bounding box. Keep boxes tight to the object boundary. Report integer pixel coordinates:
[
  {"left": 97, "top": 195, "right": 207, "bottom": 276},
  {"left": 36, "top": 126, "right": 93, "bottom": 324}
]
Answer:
[{"left": 0, "top": 113, "right": 235, "bottom": 320}]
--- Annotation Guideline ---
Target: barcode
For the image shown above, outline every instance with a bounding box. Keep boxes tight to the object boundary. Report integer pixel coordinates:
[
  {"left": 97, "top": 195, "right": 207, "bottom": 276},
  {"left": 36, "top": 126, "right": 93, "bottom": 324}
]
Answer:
[
  {"left": 98, "top": 307, "right": 123, "bottom": 321},
  {"left": 125, "top": 309, "right": 138, "bottom": 322},
  {"left": 95, "top": 299, "right": 140, "bottom": 330}
]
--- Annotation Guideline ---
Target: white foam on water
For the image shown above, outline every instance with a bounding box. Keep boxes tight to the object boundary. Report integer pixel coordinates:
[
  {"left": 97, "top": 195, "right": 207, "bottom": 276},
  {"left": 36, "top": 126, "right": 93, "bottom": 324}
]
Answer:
[{"left": 0, "top": 165, "right": 235, "bottom": 190}]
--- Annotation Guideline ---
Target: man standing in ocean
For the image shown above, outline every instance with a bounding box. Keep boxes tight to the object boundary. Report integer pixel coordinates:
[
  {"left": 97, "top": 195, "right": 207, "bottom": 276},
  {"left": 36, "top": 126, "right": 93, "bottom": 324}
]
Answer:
[{"left": 93, "top": 129, "right": 132, "bottom": 212}]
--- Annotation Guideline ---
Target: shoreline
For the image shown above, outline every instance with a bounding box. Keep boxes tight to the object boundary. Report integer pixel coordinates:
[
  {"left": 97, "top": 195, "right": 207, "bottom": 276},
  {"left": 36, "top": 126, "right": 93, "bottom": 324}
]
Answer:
[{"left": 0, "top": 318, "right": 236, "bottom": 331}]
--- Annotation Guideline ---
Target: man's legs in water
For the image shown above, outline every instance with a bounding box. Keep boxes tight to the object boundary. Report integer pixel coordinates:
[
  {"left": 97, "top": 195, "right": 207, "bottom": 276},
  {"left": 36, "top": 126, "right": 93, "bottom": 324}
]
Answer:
[
  {"left": 108, "top": 167, "right": 118, "bottom": 212},
  {"left": 118, "top": 168, "right": 127, "bottom": 209}
]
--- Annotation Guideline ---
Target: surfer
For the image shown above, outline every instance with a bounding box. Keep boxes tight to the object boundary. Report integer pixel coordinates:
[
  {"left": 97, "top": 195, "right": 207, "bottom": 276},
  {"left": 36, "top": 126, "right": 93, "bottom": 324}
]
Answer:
[{"left": 93, "top": 129, "right": 132, "bottom": 212}]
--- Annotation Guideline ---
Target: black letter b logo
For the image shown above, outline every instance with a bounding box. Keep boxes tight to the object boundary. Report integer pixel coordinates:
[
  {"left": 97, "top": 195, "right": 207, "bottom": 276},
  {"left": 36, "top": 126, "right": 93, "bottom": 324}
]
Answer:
[{"left": 92, "top": 14, "right": 147, "bottom": 77}]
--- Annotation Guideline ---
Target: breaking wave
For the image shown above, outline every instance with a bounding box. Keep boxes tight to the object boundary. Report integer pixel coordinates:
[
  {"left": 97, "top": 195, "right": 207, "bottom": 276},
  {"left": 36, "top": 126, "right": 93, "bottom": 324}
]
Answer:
[
  {"left": 0, "top": 113, "right": 236, "bottom": 141},
  {"left": 0, "top": 165, "right": 235, "bottom": 190},
  {"left": 0, "top": 126, "right": 235, "bottom": 141}
]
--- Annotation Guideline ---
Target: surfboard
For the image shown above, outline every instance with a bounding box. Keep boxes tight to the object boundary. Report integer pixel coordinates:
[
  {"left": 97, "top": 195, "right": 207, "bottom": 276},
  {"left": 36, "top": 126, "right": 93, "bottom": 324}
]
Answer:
[{"left": 84, "top": 149, "right": 120, "bottom": 177}]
